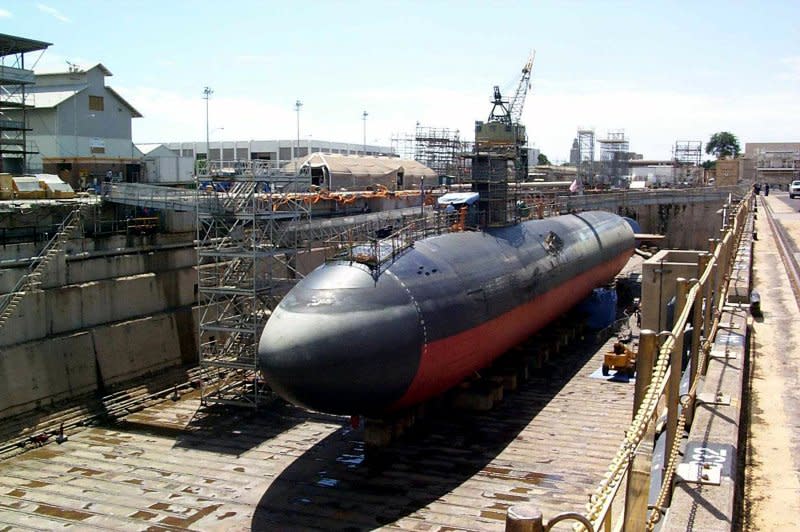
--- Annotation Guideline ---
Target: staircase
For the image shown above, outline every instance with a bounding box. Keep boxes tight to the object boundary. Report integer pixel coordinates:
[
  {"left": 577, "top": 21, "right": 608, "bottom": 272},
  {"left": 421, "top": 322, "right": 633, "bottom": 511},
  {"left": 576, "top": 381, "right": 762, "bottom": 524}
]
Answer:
[{"left": 0, "top": 207, "right": 84, "bottom": 331}]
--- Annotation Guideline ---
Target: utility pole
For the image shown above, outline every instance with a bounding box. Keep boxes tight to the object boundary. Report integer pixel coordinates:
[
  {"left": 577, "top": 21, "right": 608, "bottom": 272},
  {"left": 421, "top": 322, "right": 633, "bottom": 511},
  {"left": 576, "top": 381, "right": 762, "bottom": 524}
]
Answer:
[
  {"left": 295, "top": 99, "right": 303, "bottom": 170},
  {"left": 203, "top": 86, "right": 213, "bottom": 170},
  {"left": 362, "top": 110, "right": 368, "bottom": 155}
]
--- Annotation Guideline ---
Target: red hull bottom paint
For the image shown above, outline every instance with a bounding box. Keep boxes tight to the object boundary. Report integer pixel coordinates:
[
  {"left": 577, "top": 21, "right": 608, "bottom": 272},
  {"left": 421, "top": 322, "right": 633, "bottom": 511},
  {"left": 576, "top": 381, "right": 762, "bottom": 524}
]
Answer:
[{"left": 391, "top": 250, "right": 633, "bottom": 411}]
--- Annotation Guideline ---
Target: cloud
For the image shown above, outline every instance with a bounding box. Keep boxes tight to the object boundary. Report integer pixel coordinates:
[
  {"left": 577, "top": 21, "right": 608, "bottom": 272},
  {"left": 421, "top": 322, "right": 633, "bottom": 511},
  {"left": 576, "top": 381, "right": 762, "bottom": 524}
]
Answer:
[
  {"left": 121, "top": 79, "right": 800, "bottom": 163},
  {"left": 124, "top": 86, "right": 300, "bottom": 144},
  {"left": 37, "top": 3, "right": 70, "bottom": 23},
  {"left": 778, "top": 56, "right": 800, "bottom": 81},
  {"left": 0, "top": 8, "right": 12, "bottom": 18}
]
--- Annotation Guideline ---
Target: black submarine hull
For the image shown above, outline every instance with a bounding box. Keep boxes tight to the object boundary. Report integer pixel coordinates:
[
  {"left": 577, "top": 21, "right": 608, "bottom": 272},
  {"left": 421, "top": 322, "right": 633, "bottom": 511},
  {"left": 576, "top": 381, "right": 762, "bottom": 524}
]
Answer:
[{"left": 258, "top": 211, "right": 635, "bottom": 415}]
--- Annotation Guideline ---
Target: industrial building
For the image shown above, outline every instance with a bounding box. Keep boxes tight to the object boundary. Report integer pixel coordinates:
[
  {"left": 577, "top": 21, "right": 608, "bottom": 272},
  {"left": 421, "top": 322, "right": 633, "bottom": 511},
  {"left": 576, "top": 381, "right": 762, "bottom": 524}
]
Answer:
[
  {"left": 5, "top": 62, "right": 142, "bottom": 189},
  {"left": 742, "top": 142, "right": 800, "bottom": 186},
  {"left": 164, "top": 138, "right": 394, "bottom": 174}
]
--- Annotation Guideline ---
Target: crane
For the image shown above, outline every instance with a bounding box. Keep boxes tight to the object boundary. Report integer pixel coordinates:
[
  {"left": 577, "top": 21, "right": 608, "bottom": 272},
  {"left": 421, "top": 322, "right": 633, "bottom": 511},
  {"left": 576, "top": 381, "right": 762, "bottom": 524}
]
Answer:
[
  {"left": 485, "top": 51, "right": 536, "bottom": 126},
  {"left": 508, "top": 51, "right": 535, "bottom": 125}
]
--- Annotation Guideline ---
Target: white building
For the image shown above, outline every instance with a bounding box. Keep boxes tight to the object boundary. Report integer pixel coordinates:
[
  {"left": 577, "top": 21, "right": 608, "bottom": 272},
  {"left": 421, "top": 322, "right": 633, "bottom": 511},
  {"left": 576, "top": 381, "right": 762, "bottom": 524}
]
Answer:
[
  {"left": 164, "top": 139, "right": 395, "bottom": 171},
  {"left": 136, "top": 143, "right": 194, "bottom": 184},
  {"left": 6, "top": 63, "right": 142, "bottom": 188}
]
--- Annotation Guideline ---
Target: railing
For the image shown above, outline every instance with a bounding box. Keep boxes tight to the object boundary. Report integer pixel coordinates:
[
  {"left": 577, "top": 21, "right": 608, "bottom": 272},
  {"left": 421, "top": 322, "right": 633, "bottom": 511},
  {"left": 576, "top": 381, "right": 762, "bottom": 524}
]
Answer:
[
  {"left": 0, "top": 207, "right": 85, "bottom": 331},
  {"left": 324, "top": 210, "right": 460, "bottom": 276},
  {"left": 559, "top": 185, "right": 741, "bottom": 212},
  {"left": 102, "top": 182, "right": 196, "bottom": 211},
  {"left": 504, "top": 191, "right": 752, "bottom": 531}
]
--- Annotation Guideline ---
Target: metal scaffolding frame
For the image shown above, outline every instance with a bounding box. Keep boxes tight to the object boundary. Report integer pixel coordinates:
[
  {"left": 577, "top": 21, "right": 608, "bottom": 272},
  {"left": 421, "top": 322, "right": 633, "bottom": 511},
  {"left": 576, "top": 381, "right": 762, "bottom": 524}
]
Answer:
[
  {"left": 577, "top": 128, "right": 595, "bottom": 187},
  {"left": 672, "top": 140, "right": 702, "bottom": 185},
  {"left": 673, "top": 140, "right": 702, "bottom": 165},
  {"left": 0, "top": 34, "right": 51, "bottom": 174},
  {"left": 392, "top": 124, "right": 471, "bottom": 182},
  {"left": 195, "top": 161, "right": 311, "bottom": 407},
  {"left": 598, "top": 130, "right": 630, "bottom": 184}
]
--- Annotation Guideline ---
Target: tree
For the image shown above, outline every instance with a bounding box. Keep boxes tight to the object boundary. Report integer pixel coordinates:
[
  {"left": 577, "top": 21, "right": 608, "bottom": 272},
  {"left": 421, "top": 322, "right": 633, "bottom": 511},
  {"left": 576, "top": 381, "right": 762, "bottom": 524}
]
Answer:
[
  {"left": 705, "top": 132, "right": 740, "bottom": 159},
  {"left": 537, "top": 153, "right": 551, "bottom": 165}
]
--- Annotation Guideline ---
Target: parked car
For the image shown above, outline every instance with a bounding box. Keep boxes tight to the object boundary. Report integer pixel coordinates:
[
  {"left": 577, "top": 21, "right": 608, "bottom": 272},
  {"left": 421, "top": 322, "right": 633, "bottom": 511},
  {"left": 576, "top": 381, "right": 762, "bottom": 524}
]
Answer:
[{"left": 790, "top": 180, "right": 800, "bottom": 199}]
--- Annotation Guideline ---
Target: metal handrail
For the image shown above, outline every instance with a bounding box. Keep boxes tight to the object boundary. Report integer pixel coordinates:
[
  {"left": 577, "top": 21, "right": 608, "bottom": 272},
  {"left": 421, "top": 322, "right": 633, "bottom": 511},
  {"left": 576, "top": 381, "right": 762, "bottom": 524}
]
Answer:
[{"left": 0, "top": 207, "right": 84, "bottom": 329}]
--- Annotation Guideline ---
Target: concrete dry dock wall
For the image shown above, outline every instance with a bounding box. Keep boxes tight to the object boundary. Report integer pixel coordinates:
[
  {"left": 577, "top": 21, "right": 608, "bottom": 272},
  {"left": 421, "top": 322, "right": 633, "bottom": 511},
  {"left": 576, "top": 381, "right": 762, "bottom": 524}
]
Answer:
[
  {"left": 0, "top": 244, "right": 195, "bottom": 293},
  {"left": 0, "top": 332, "right": 96, "bottom": 417},
  {"left": 0, "top": 312, "right": 190, "bottom": 418},
  {"left": 92, "top": 313, "right": 185, "bottom": 388},
  {"left": 0, "top": 268, "right": 196, "bottom": 347}
]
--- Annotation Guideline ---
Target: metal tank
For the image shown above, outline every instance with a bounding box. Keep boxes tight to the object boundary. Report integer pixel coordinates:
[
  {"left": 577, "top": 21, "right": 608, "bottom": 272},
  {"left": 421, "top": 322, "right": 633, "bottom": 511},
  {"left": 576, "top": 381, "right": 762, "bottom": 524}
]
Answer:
[{"left": 258, "top": 211, "right": 635, "bottom": 415}]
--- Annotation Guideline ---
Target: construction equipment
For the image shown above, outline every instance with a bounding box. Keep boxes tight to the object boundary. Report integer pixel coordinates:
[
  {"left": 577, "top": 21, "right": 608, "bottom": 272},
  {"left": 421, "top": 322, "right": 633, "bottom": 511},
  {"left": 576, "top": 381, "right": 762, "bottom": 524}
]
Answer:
[
  {"left": 508, "top": 51, "right": 535, "bottom": 125},
  {"left": 602, "top": 341, "right": 637, "bottom": 377},
  {"left": 485, "top": 51, "right": 536, "bottom": 127}
]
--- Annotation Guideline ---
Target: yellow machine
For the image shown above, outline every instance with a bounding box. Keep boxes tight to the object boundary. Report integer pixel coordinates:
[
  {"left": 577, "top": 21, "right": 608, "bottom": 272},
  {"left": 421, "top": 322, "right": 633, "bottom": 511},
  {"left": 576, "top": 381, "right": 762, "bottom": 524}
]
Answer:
[{"left": 602, "top": 341, "right": 636, "bottom": 377}]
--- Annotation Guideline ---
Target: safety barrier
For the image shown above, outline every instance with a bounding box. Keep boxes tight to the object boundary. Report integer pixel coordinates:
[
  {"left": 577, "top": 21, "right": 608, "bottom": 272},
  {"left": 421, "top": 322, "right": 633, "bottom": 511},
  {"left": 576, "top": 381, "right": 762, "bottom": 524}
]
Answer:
[{"left": 505, "top": 191, "right": 752, "bottom": 531}]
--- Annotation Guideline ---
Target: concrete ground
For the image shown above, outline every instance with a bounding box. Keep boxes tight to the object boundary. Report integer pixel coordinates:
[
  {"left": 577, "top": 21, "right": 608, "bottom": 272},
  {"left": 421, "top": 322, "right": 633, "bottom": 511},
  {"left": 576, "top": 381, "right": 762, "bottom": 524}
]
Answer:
[{"left": 742, "top": 192, "right": 800, "bottom": 530}]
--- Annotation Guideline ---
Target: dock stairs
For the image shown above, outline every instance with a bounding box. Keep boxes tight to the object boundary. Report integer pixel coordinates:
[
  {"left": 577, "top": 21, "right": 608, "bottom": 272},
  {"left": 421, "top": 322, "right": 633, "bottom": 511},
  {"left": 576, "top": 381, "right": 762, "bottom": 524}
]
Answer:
[{"left": 0, "top": 207, "right": 85, "bottom": 331}]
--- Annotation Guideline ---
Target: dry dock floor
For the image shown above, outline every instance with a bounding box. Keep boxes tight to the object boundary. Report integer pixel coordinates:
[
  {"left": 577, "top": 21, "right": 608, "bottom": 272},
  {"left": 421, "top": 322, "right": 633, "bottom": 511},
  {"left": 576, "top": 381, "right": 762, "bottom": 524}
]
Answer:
[{"left": 0, "top": 330, "right": 636, "bottom": 531}]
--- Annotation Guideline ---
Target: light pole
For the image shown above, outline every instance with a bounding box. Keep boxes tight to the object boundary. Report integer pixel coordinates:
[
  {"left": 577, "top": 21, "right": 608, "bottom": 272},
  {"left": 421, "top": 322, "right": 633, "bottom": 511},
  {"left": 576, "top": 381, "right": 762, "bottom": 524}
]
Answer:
[
  {"left": 362, "top": 110, "right": 368, "bottom": 155},
  {"left": 203, "top": 86, "right": 213, "bottom": 169},
  {"left": 295, "top": 99, "right": 303, "bottom": 169}
]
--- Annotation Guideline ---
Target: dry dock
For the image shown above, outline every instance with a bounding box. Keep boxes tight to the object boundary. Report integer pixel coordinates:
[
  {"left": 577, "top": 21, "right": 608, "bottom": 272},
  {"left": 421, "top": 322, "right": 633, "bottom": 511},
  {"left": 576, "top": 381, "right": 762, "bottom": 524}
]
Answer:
[{"left": 0, "top": 332, "right": 634, "bottom": 531}]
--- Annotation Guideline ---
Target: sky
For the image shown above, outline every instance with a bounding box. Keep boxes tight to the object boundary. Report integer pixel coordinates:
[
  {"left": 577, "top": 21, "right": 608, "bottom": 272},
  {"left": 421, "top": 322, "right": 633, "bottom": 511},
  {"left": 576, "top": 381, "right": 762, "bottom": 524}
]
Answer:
[{"left": 2, "top": 1, "right": 799, "bottom": 162}]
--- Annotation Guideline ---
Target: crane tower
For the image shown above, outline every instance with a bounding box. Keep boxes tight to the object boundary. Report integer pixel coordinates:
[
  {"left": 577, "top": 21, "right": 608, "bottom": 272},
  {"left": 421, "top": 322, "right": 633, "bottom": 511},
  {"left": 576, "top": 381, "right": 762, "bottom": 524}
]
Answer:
[{"left": 470, "top": 52, "right": 536, "bottom": 227}]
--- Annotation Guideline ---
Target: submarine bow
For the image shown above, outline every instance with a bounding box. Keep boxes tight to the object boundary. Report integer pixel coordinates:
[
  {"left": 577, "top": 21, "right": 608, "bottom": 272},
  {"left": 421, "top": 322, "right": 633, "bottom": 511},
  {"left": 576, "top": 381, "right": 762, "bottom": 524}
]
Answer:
[{"left": 258, "top": 211, "right": 635, "bottom": 415}]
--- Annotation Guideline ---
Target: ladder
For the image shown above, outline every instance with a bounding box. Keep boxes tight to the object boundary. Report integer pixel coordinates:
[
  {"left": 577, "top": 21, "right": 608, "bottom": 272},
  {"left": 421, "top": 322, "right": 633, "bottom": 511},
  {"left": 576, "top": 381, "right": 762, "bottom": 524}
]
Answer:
[{"left": 0, "top": 207, "right": 85, "bottom": 331}]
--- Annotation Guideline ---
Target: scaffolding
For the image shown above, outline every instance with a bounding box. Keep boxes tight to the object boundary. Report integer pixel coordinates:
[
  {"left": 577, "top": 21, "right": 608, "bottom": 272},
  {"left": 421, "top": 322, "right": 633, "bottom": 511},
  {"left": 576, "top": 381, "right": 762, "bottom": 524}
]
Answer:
[
  {"left": 195, "top": 161, "right": 311, "bottom": 407},
  {"left": 392, "top": 124, "right": 470, "bottom": 183},
  {"left": 0, "top": 34, "right": 51, "bottom": 175},
  {"left": 598, "top": 130, "right": 630, "bottom": 185},
  {"left": 673, "top": 140, "right": 702, "bottom": 165},
  {"left": 672, "top": 140, "right": 702, "bottom": 185},
  {"left": 577, "top": 128, "right": 595, "bottom": 187}
]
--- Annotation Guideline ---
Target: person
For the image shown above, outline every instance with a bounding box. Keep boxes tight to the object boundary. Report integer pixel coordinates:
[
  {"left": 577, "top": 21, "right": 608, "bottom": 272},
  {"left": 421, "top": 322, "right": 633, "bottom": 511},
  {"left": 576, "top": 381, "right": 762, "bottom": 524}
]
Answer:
[{"left": 764, "top": 183, "right": 770, "bottom": 196}]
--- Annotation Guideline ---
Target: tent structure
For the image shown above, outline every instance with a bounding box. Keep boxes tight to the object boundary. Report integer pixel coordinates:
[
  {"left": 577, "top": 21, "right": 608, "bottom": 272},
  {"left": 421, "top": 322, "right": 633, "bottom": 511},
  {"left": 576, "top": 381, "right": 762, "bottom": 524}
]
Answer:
[{"left": 284, "top": 153, "right": 437, "bottom": 191}]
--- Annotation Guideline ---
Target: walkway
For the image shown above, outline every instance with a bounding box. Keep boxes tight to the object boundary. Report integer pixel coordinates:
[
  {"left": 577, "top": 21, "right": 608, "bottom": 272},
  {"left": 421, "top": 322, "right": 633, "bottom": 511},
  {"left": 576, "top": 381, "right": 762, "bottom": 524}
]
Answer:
[{"left": 742, "top": 192, "right": 800, "bottom": 530}]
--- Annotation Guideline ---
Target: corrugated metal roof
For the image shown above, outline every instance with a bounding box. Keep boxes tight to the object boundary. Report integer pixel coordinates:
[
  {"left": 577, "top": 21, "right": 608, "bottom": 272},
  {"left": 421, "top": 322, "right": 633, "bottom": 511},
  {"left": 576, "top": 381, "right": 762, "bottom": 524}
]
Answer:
[
  {"left": 24, "top": 84, "right": 141, "bottom": 118},
  {"left": 29, "top": 89, "right": 83, "bottom": 108},
  {"left": 0, "top": 33, "right": 52, "bottom": 55}
]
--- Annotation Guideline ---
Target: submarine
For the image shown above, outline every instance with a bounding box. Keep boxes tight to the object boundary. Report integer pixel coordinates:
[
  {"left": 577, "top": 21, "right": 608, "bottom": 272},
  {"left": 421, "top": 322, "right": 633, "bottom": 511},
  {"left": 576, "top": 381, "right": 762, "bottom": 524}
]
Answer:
[{"left": 258, "top": 210, "right": 635, "bottom": 415}]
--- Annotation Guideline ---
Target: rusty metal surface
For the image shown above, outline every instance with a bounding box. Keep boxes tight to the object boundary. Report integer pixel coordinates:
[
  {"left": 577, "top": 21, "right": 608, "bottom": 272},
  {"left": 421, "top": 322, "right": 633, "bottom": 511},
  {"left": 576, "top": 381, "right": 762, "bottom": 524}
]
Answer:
[{"left": 0, "top": 336, "right": 635, "bottom": 531}]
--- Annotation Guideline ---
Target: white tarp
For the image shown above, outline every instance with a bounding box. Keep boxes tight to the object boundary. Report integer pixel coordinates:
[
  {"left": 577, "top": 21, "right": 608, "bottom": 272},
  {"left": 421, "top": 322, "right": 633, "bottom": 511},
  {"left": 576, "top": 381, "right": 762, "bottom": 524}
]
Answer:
[{"left": 437, "top": 192, "right": 480, "bottom": 206}]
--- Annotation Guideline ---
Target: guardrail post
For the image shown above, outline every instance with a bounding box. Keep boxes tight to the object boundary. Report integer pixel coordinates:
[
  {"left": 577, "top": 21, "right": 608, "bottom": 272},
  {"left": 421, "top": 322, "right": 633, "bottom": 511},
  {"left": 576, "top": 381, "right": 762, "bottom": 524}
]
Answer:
[
  {"left": 632, "top": 329, "right": 657, "bottom": 418},
  {"left": 505, "top": 505, "right": 544, "bottom": 532},
  {"left": 686, "top": 272, "right": 705, "bottom": 428},
  {"left": 625, "top": 329, "right": 657, "bottom": 532},
  {"left": 664, "top": 278, "right": 688, "bottom": 501}
]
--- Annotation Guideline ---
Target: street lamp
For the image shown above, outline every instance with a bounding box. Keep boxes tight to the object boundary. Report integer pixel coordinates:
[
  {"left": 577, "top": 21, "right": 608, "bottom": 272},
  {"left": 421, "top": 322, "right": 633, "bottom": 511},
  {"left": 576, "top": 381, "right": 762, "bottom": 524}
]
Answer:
[
  {"left": 203, "top": 86, "right": 213, "bottom": 168},
  {"left": 295, "top": 99, "right": 303, "bottom": 169},
  {"left": 362, "top": 110, "right": 368, "bottom": 156}
]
